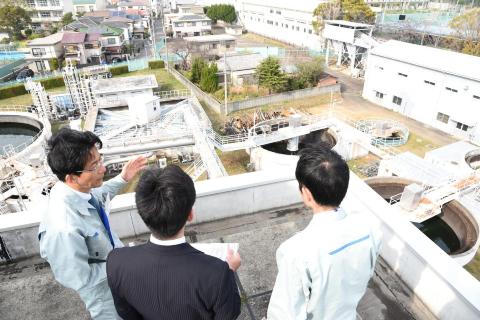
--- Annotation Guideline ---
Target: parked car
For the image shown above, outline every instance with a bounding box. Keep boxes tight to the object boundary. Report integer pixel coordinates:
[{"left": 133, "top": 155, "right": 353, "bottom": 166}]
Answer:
[{"left": 16, "top": 68, "right": 34, "bottom": 81}]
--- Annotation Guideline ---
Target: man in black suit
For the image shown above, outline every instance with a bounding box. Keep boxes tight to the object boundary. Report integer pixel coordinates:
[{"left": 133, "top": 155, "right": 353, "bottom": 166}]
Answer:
[{"left": 106, "top": 165, "right": 241, "bottom": 320}]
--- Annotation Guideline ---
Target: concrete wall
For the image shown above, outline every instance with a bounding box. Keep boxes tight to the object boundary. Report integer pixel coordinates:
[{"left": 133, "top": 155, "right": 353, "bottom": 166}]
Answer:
[
  {"left": 1, "top": 170, "right": 480, "bottom": 318},
  {"left": 227, "top": 84, "right": 341, "bottom": 113}
]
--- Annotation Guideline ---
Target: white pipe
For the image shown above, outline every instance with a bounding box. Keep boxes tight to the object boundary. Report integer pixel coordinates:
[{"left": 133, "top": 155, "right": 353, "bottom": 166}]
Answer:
[{"left": 100, "top": 138, "right": 194, "bottom": 156}]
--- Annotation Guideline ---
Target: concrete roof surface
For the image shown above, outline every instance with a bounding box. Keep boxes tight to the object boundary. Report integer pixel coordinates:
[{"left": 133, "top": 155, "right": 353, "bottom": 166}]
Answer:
[
  {"left": 176, "top": 14, "right": 211, "bottom": 21},
  {"left": 0, "top": 206, "right": 434, "bottom": 320},
  {"left": 91, "top": 75, "right": 158, "bottom": 94},
  {"left": 325, "top": 20, "right": 373, "bottom": 28},
  {"left": 73, "top": 0, "right": 96, "bottom": 4},
  {"left": 370, "top": 40, "right": 480, "bottom": 82}
]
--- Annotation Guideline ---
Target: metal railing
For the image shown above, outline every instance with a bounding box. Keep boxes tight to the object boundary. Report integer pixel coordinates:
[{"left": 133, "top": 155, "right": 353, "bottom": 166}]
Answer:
[{"left": 155, "top": 89, "right": 191, "bottom": 100}]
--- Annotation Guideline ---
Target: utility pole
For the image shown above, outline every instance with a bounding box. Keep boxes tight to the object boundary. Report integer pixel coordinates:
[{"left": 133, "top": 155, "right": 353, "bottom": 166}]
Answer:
[{"left": 223, "top": 47, "right": 228, "bottom": 115}]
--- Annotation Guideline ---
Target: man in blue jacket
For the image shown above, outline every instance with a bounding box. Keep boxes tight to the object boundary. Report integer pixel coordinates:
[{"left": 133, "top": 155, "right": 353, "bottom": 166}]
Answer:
[{"left": 38, "top": 128, "right": 146, "bottom": 319}]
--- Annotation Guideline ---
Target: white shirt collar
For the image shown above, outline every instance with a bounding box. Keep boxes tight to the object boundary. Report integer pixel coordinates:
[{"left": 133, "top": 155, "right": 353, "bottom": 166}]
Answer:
[
  {"left": 310, "top": 207, "right": 346, "bottom": 224},
  {"left": 149, "top": 234, "right": 186, "bottom": 246},
  {"left": 61, "top": 182, "right": 92, "bottom": 201}
]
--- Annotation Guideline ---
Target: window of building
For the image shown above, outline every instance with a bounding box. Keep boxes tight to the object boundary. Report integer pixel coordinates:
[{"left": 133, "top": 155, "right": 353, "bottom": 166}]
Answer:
[
  {"left": 107, "top": 38, "right": 116, "bottom": 44},
  {"left": 89, "top": 5, "right": 94, "bottom": 11},
  {"left": 276, "top": 10, "right": 281, "bottom": 15},
  {"left": 50, "top": 0, "right": 60, "bottom": 5},
  {"left": 35, "top": 60, "right": 45, "bottom": 72},
  {"left": 76, "top": 6, "right": 85, "bottom": 12},
  {"left": 202, "top": 21, "right": 209, "bottom": 26},
  {"left": 291, "top": 25, "right": 294, "bottom": 30},
  {"left": 304, "top": 28, "right": 306, "bottom": 32},
  {"left": 26, "top": 0, "right": 35, "bottom": 7},
  {"left": 267, "top": 20, "right": 273, "bottom": 25},
  {"left": 275, "top": 22, "right": 278, "bottom": 26},
  {"left": 175, "top": 22, "right": 184, "bottom": 27},
  {"left": 436, "top": 112, "right": 449, "bottom": 124},
  {"left": 40, "top": 11, "right": 50, "bottom": 17},
  {"left": 153, "top": 106, "right": 157, "bottom": 111},
  {"left": 392, "top": 96, "right": 402, "bottom": 105},
  {"left": 38, "top": 0, "right": 47, "bottom": 6},
  {"left": 375, "top": 91, "right": 384, "bottom": 99},
  {"left": 376, "top": 65, "right": 383, "bottom": 70},
  {"left": 473, "top": 95, "right": 479, "bottom": 100},
  {"left": 187, "top": 22, "right": 195, "bottom": 26},
  {"left": 424, "top": 80, "right": 435, "bottom": 86},
  {"left": 398, "top": 72, "right": 408, "bottom": 77},
  {"left": 456, "top": 122, "right": 469, "bottom": 131},
  {"left": 281, "top": 23, "right": 283, "bottom": 27},
  {"left": 32, "top": 48, "right": 46, "bottom": 56},
  {"left": 211, "top": 43, "right": 217, "bottom": 49},
  {"left": 296, "top": 26, "right": 299, "bottom": 31},
  {"left": 308, "top": 29, "right": 312, "bottom": 34},
  {"left": 445, "top": 87, "right": 458, "bottom": 93},
  {"left": 270, "top": 9, "right": 273, "bottom": 13},
  {"left": 285, "top": 24, "right": 288, "bottom": 28}
]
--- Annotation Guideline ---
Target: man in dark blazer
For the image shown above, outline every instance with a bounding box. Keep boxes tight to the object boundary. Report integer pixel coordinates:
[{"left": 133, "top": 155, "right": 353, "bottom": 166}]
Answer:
[{"left": 106, "top": 165, "right": 241, "bottom": 320}]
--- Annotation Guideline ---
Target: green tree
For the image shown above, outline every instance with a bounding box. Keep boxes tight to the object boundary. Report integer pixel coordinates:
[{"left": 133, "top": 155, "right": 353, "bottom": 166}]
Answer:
[
  {"left": 206, "top": 4, "right": 236, "bottom": 24},
  {"left": 61, "top": 12, "right": 74, "bottom": 26},
  {"left": 190, "top": 57, "right": 206, "bottom": 84},
  {"left": 256, "top": 57, "right": 287, "bottom": 94},
  {"left": 200, "top": 63, "right": 218, "bottom": 93},
  {"left": 296, "top": 57, "right": 324, "bottom": 87},
  {"left": 49, "top": 58, "right": 59, "bottom": 70},
  {"left": 0, "top": 5, "right": 31, "bottom": 40},
  {"left": 312, "top": 0, "right": 375, "bottom": 32}
]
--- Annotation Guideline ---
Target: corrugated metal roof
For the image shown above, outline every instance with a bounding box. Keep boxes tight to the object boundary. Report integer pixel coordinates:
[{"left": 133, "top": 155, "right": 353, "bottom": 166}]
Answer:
[
  {"left": 217, "top": 53, "right": 263, "bottom": 72},
  {"left": 370, "top": 40, "right": 480, "bottom": 82}
]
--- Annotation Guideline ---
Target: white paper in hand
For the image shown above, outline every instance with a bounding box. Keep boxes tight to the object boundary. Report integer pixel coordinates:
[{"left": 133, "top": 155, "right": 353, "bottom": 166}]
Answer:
[{"left": 191, "top": 243, "right": 239, "bottom": 261}]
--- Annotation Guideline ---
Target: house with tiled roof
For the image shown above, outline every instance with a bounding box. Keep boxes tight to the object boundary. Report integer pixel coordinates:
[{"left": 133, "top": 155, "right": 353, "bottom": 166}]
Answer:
[
  {"left": 62, "top": 32, "right": 105, "bottom": 65},
  {"left": 25, "top": 33, "right": 64, "bottom": 73},
  {"left": 171, "top": 14, "right": 212, "bottom": 38}
]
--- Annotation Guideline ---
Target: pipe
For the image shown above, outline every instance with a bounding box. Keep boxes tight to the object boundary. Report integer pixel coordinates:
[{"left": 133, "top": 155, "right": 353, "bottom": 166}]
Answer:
[{"left": 100, "top": 138, "right": 195, "bottom": 156}]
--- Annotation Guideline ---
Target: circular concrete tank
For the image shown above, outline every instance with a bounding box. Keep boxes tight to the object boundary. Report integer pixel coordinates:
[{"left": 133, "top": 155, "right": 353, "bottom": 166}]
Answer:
[
  {"left": 365, "top": 177, "right": 479, "bottom": 264},
  {"left": 465, "top": 149, "right": 480, "bottom": 170},
  {"left": 0, "top": 114, "right": 43, "bottom": 156},
  {"left": 250, "top": 128, "right": 337, "bottom": 171}
]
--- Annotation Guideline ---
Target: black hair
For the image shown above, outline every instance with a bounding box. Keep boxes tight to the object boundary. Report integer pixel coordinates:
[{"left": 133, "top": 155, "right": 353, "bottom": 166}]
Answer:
[
  {"left": 135, "top": 165, "right": 196, "bottom": 239},
  {"left": 46, "top": 128, "right": 103, "bottom": 181},
  {"left": 295, "top": 146, "right": 349, "bottom": 207}
]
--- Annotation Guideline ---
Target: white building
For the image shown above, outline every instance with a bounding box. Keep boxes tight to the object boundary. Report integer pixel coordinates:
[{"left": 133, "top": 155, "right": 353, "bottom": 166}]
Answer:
[
  {"left": 363, "top": 40, "right": 480, "bottom": 144},
  {"left": 25, "top": 0, "right": 73, "bottom": 27},
  {"left": 72, "top": 0, "right": 107, "bottom": 17},
  {"left": 25, "top": 33, "right": 64, "bottom": 73},
  {"left": 236, "top": 0, "right": 323, "bottom": 50},
  {"left": 171, "top": 14, "right": 212, "bottom": 38},
  {"left": 127, "top": 95, "right": 161, "bottom": 125},
  {"left": 91, "top": 75, "right": 158, "bottom": 107}
]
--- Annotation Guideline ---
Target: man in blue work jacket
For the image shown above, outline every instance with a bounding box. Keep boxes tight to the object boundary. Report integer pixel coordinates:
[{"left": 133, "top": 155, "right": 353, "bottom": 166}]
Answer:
[{"left": 38, "top": 128, "right": 146, "bottom": 319}]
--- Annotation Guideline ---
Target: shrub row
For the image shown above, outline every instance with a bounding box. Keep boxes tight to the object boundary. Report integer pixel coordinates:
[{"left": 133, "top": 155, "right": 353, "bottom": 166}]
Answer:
[
  {"left": 148, "top": 60, "right": 165, "bottom": 69},
  {"left": 0, "top": 76, "right": 65, "bottom": 99},
  {"left": 109, "top": 65, "right": 129, "bottom": 76}
]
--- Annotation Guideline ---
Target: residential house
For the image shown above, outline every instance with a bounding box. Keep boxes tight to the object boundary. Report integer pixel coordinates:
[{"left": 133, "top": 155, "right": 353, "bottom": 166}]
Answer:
[
  {"left": 118, "top": 0, "right": 150, "bottom": 16},
  {"left": 73, "top": 0, "right": 107, "bottom": 17},
  {"left": 216, "top": 52, "right": 263, "bottom": 86},
  {"left": 25, "top": 33, "right": 64, "bottom": 73},
  {"left": 25, "top": 0, "right": 73, "bottom": 29},
  {"left": 184, "top": 34, "right": 235, "bottom": 59},
  {"left": 62, "top": 32, "right": 105, "bottom": 65},
  {"left": 171, "top": 14, "right": 212, "bottom": 38}
]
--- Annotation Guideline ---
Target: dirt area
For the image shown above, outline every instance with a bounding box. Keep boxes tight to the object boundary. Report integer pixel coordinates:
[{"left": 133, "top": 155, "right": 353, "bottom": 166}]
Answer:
[{"left": 236, "top": 33, "right": 294, "bottom": 49}]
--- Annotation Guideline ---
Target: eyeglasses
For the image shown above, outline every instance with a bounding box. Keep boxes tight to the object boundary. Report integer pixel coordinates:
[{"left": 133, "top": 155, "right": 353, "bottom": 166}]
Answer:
[{"left": 75, "top": 155, "right": 104, "bottom": 174}]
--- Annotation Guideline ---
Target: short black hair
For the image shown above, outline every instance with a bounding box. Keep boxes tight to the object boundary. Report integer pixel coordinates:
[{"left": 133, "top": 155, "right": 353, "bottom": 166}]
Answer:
[
  {"left": 135, "top": 165, "right": 196, "bottom": 239},
  {"left": 47, "top": 128, "right": 102, "bottom": 181},
  {"left": 295, "top": 146, "right": 349, "bottom": 207}
]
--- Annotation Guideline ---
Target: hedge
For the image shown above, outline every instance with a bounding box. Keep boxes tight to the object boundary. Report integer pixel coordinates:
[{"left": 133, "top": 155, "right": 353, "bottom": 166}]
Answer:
[
  {"left": 0, "top": 84, "right": 28, "bottom": 99},
  {"left": 109, "top": 65, "right": 129, "bottom": 76},
  {"left": 148, "top": 60, "right": 165, "bottom": 69},
  {"left": 40, "top": 76, "right": 64, "bottom": 90}
]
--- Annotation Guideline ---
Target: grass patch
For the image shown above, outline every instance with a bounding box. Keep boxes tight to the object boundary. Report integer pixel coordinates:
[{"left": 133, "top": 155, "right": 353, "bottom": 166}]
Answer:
[
  {"left": 199, "top": 100, "right": 225, "bottom": 132},
  {"left": 216, "top": 149, "right": 250, "bottom": 175},
  {"left": 240, "top": 33, "right": 293, "bottom": 48},
  {"left": 50, "top": 120, "right": 69, "bottom": 134},
  {"left": 347, "top": 153, "right": 381, "bottom": 179},
  {"left": 465, "top": 252, "right": 480, "bottom": 281},
  {"left": 392, "top": 131, "right": 440, "bottom": 157},
  {"left": 0, "top": 85, "right": 67, "bottom": 106}
]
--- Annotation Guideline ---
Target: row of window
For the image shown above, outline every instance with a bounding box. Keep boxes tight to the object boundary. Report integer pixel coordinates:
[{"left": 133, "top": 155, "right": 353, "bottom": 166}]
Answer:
[
  {"left": 27, "top": 0, "right": 60, "bottom": 7},
  {"left": 174, "top": 21, "right": 210, "bottom": 27},
  {"left": 269, "top": 9, "right": 281, "bottom": 15},
  {"left": 378, "top": 66, "right": 479, "bottom": 99},
  {"left": 250, "top": 16, "right": 312, "bottom": 33},
  {"left": 375, "top": 91, "right": 402, "bottom": 105},
  {"left": 436, "top": 113, "right": 470, "bottom": 131}
]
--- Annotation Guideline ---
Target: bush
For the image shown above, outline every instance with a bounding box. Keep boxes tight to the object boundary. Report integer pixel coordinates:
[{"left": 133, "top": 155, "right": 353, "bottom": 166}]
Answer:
[
  {"left": 199, "top": 63, "right": 218, "bottom": 93},
  {"left": 49, "top": 58, "right": 59, "bottom": 71},
  {"left": 40, "top": 76, "right": 64, "bottom": 89},
  {"left": 148, "top": 60, "right": 165, "bottom": 69},
  {"left": 0, "top": 84, "right": 27, "bottom": 99},
  {"left": 24, "top": 29, "right": 33, "bottom": 37},
  {"left": 109, "top": 65, "right": 129, "bottom": 76}
]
